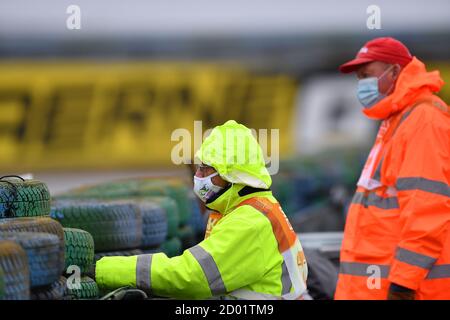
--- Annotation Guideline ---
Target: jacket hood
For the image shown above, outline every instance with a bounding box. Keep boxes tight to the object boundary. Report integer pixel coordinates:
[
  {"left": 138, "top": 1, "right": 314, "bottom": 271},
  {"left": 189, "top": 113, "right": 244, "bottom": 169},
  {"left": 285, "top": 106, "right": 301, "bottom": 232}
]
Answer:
[
  {"left": 195, "top": 120, "right": 272, "bottom": 189},
  {"left": 363, "top": 57, "right": 444, "bottom": 120}
]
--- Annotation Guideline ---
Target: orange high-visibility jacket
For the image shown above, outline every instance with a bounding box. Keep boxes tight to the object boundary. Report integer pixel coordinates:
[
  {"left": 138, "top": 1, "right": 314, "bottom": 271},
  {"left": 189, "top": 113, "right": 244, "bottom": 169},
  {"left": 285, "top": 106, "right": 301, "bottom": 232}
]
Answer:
[{"left": 335, "top": 57, "right": 450, "bottom": 300}]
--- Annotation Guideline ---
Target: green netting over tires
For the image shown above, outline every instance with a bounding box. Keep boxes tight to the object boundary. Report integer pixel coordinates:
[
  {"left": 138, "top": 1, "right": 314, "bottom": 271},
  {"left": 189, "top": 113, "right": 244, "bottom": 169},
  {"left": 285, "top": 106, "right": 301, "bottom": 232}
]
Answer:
[
  {"left": 160, "top": 237, "right": 183, "bottom": 257},
  {"left": 186, "top": 192, "right": 207, "bottom": 234},
  {"left": 94, "top": 249, "right": 143, "bottom": 262},
  {"left": 0, "top": 266, "right": 4, "bottom": 299},
  {"left": 55, "top": 178, "right": 192, "bottom": 225},
  {"left": 96, "top": 199, "right": 169, "bottom": 249},
  {"left": 51, "top": 200, "right": 142, "bottom": 252},
  {"left": 0, "top": 176, "right": 51, "bottom": 218},
  {"left": 177, "top": 225, "right": 197, "bottom": 250},
  {"left": 0, "top": 240, "right": 30, "bottom": 300},
  {"left": 145, "top": 197, "right": 179, "bottom": 239},
  {"left": 31, "top": 276, "right": 68, "bottom": 300},
  {"left": 0, "top": 232, "right": 62, "bottom": 288},
  {"left": 67, "top": 276, "right": 99, "bottom": 299},
  {"left": 63, "top": 228, "right": 94, "bottom": 274},
  {"left": 0, "top": 217, "right": 65, "bottom": 274},
  {"left": 142, "top": 179, "right": 191, "bottom": 225},
  {"left": 135, "top": 201, "right": 168, "bottom": 248},
  {"left": 143, "top": 237, "right": 182, "bottom": 258}
]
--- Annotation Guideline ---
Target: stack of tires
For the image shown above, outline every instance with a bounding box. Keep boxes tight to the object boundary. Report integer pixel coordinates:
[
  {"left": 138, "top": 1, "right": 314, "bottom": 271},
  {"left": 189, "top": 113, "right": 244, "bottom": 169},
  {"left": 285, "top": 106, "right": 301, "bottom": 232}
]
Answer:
[
  {"left": 50, "top": 198, "right": 177, "bottom": 261},
  {"left": 62, "top": 227, "right": 98, "bottom": 299},
  {"left": 0, "top": 175, "right": 65, "bottom": 300},
  {"left": 0, "top": 175, "right": 100, "bottom": 300},
  {"left": 54, "top": 177, "right": 207, "bottom": 260}
]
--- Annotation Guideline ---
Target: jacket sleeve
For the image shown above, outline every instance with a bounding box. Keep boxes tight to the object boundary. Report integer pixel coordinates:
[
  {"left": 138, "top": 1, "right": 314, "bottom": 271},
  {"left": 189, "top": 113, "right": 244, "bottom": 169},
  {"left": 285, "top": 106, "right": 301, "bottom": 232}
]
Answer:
[
  {"left": 96, "top": 206, "right": 267, "bottom": 299},
  {"left": 388, "top": 116, "right": 450, "bottom": 290}
]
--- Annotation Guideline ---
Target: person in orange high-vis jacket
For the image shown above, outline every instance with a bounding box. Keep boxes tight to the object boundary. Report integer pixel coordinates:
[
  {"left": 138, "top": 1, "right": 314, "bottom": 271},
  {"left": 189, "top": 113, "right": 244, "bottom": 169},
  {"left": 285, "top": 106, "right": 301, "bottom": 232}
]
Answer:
[{"left": 335, "top": 37, "right": 450, "bottom": 300}]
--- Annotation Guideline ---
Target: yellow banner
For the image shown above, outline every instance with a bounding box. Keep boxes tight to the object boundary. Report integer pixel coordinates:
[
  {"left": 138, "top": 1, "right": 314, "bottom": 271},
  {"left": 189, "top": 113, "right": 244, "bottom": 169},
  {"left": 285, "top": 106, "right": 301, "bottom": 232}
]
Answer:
[{"left": 0, "top": 61, "right": 297, "bottom": 171}]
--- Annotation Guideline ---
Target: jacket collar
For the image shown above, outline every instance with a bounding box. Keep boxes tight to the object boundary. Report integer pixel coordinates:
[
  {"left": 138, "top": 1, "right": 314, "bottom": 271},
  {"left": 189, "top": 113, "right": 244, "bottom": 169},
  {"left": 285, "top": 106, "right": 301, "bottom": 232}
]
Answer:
[
  {"left": 205, "top": 183, "right": 272, "bottom": 215},
  {"left": 363, "top": 57, "right": 444, "bottom": 120}
]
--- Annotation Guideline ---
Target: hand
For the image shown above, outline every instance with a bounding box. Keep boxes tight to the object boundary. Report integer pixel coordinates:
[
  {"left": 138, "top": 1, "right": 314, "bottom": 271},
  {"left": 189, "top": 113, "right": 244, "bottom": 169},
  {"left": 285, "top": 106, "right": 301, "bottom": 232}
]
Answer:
[{"left": 387, "top": 283, "right": 415, "bottom": 300}]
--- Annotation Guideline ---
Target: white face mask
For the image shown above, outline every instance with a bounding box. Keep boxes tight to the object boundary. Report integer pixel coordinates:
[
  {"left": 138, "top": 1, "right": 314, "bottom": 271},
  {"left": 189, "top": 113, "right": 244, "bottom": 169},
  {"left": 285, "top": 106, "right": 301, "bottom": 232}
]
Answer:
[{"left": 193, "top": 172, "right": 224, "bottom": 203}]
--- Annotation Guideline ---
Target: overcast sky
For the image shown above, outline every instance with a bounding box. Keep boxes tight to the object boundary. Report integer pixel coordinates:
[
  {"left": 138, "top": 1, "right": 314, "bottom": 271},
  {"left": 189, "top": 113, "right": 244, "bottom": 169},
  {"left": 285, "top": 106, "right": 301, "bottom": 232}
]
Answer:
[{"left": 0, "top": 0, "right": 449, "bottom": 38}]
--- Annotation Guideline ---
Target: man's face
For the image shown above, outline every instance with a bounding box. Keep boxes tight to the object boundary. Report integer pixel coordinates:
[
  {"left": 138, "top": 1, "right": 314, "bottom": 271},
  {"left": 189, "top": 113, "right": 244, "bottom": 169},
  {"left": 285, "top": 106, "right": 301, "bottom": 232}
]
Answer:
[
  {"left": 356, "top": 61, "right": 401, "bottom": 95},
  {"left": 195, "top": 163, "right": 228, "bottom": 187}
]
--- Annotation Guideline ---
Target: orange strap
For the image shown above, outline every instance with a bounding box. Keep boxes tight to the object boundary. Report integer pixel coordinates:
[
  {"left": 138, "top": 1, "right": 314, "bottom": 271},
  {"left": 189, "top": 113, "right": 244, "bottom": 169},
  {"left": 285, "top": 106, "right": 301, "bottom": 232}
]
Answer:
[
  {"left": 238, "top": 197, "right": 296, "bottom": 253},
  {"left": 204, "top": 212, "right": 223, "bottom": 239}
]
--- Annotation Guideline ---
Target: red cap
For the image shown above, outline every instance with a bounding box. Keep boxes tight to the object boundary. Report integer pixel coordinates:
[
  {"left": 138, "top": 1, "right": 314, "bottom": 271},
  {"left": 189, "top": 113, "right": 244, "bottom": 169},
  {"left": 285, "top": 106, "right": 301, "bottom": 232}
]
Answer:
[{"left": 339, "top": 37, "right": 413, "bottom": 73}]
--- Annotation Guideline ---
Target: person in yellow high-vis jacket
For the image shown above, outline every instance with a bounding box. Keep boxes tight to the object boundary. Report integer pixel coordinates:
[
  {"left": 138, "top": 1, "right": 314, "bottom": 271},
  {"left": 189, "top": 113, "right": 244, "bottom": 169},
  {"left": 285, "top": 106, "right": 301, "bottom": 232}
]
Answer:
[{"left": 95, "top": 120, "right": 308, "bottom": 299}]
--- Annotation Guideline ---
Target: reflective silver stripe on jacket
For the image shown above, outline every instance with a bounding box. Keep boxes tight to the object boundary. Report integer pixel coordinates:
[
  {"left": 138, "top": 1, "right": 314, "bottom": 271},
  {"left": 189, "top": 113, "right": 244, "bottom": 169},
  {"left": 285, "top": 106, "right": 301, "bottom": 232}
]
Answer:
[
  {"left": 189, "top": 245, "right": 227, "bottom": 295},
  {"left": 339, "top": 262, "right": 390, "bottom": 278},
  {"left": 281, "top": 261, "right": 291, "bottom": 295},
  {"left": 352, "top": 192, "right": 399, "bottom": 209},
  {"left": 397, "top": 177, "right": 450, "bottom": 198},
  {"left": 395, "top": 247, "right": 437, "bottom": 270},
  {"left": 427, "top": 265, "right": 450, "bottom": 279},
  {"left": 340, "top": 262, "right": 450, "bottom": 279},
  {"left": 136, "top": 254, "right": 153, "bottom": 292}
]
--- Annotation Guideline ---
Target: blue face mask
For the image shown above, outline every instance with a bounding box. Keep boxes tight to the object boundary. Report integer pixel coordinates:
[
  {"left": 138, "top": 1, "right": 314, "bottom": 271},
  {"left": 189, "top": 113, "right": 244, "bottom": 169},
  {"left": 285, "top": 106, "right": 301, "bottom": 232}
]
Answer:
[{"left": 357, "top": 65, "right": 395, "bottom": 108}]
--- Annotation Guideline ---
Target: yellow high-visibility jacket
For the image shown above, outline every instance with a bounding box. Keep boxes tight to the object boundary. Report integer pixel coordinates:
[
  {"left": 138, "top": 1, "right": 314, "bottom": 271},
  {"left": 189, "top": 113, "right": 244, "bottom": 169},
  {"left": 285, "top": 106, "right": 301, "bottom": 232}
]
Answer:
[{"left": 96, "top": 120, "right": 308, "bottom": 299}]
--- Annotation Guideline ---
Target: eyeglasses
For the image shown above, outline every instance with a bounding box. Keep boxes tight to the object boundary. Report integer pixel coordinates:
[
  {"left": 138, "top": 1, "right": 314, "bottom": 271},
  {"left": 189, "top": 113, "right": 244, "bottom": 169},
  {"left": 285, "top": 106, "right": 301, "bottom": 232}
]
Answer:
[{"left": 195, "top": 164, "right": 214, "bottom": 173}]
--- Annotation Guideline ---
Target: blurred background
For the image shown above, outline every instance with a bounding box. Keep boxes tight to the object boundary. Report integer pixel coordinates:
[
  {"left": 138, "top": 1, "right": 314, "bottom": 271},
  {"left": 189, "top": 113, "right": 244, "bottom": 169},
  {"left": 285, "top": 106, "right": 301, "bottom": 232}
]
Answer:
[{"left": 0, "top": 0, "right": 449, "bottom": 232}]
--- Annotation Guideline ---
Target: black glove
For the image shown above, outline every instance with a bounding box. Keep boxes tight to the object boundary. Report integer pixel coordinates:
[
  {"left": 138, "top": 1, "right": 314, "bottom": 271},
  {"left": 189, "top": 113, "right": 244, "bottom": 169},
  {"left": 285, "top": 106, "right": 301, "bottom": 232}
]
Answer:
[
  {"left": 387, "top": 283, "right": 415, "bottom": 300},
  {"left": 85, "top": 263, "right": 96, "bottom": 280}
]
